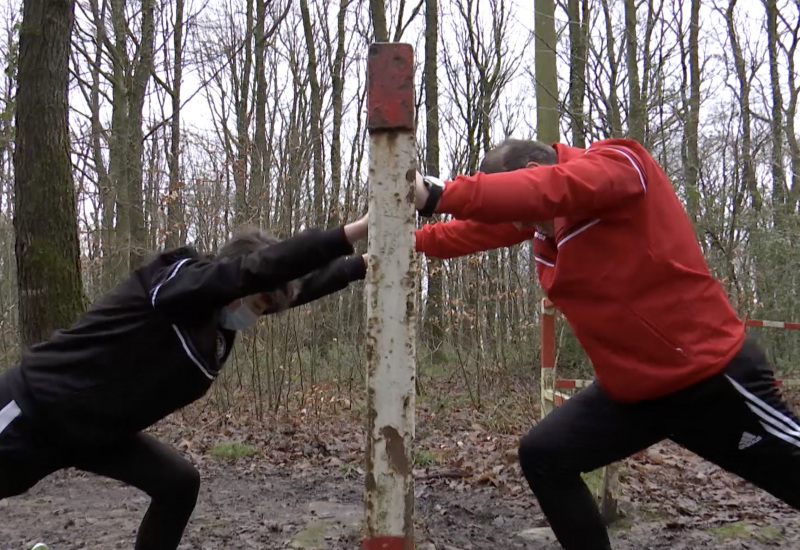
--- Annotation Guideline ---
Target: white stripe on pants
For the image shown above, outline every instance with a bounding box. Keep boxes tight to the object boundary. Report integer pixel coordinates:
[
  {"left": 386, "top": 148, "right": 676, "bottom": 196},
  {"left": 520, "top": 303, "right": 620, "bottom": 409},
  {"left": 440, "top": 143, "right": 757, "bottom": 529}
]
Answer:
[{"left": 0, "top": 399, "right": 21, "bottom": 436}]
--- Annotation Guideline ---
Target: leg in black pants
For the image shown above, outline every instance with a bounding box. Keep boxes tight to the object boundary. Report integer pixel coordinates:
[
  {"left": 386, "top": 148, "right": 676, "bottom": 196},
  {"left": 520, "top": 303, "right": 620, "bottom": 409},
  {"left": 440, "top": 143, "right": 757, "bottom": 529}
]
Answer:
[
  {"left": 670, "top": 339, "right": 800, "bottom": 509},
  {"left": 72, "top": 433, "right": 201, "bottom": 550},
  {"left": 0, "top": 374, "right": 199, "bottom": 550},
  {"left": 1, "top": 414, "right": 199, "bottom": 550},
  {"left": 518, "top": 383, "right": 668, "bottom": 550},
  {"left": 519, "top": 338, "right": 800, "bottom": 550}
]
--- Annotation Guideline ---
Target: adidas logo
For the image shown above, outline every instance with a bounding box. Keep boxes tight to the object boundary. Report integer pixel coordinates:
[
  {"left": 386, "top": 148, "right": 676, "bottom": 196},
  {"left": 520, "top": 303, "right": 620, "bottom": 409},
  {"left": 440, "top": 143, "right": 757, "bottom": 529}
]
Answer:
[{"left": 738, "top": 431, "right": 762, "bottom": 450}]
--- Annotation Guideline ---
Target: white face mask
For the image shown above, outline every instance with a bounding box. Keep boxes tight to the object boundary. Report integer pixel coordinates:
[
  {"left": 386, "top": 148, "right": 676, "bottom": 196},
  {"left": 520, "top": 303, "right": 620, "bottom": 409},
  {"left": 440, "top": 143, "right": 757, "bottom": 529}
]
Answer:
[{"left": 219, "top": 299, "right": 259, "bottom": 331}]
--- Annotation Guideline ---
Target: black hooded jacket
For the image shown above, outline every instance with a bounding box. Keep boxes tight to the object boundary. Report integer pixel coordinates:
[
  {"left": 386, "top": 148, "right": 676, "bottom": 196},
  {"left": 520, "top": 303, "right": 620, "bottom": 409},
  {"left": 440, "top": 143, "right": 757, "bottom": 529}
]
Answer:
[{"left": 4, "top": 227, "right": 365, "bottom": 445}]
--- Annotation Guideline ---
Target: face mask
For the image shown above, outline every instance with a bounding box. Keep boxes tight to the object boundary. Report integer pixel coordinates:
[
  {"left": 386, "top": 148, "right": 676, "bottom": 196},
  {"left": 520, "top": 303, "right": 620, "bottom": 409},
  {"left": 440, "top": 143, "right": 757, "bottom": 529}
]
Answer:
[{"left": 219, "top": 299, "right": 259, "bottom": 331}]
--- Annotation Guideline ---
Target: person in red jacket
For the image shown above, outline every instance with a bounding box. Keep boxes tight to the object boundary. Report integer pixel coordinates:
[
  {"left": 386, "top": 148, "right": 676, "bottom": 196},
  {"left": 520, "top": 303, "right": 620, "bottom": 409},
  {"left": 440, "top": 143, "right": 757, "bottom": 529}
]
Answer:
[{"left": 412, "top": 138, "right": 800, "bottom": 550}]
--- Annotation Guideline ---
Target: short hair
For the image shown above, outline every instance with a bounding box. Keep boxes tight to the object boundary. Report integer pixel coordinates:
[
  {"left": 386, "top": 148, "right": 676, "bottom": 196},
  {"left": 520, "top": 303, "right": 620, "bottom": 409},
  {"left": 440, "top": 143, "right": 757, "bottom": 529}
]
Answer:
[
  {"left": 217, "top": 228, "right": 300, "bottom": 313},
  {"left": 217, "top": 227, "right": 279, "bottom": 259},
  {"left": 479, "top": 139, "right": 557, "bottom": 174}
]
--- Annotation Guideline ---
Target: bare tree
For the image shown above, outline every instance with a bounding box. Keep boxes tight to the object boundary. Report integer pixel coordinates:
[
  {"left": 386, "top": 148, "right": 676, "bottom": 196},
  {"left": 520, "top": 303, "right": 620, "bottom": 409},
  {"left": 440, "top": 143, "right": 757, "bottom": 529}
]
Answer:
[
  {"left": 125, "top": 0, "right": 155, "bottom": 267},
  {"left": 248, "top": 0, "right": 273, "bottom": 228},
  {"left": 725, "top": 0, "right": 761, "bottom": 211},
  {"left": 682, "top": 0, "right": 701, "bottom": 222},
  {"left": 566, "top": 0, "right": 588, "bottom": 147},
  {"left": 625, "top": 0, "right": 644, "bottom": 142},
  {"left": 323, "top": 0, "right": 350, "bottom": 226},
  {"left": 166, "top": 0, "right": 185, "bottom": 248},
  {"left": 233, "top": 0, "right": 254, "bottom": 226},
  {"left": 535, "top": 0, "right": 559, "bottom": 144},
  {"left": 763, "top": 0, "right": 786, "bottom": 224},
  {"left": 299, "top": 0, "right": 325, "bottom": 226},
  {"left": 596, "top": 0, "right": 623, "bottom": 136},
  {"left": 422, "top": 0, "right": 445, "bottom": 363},
  {"left": 781, "top": 0, "right": 800, "bottom": 214}
]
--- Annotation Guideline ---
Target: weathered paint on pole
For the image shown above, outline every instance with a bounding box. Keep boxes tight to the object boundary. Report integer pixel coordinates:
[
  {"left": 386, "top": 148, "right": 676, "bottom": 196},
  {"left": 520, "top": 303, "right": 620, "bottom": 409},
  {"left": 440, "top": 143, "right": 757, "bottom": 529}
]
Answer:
[
  {"left": 363, "top": 43, "right": 416, "bottom": 550},
  {"left": 540, "top": 298, "right": 556, "bottom": 418}
]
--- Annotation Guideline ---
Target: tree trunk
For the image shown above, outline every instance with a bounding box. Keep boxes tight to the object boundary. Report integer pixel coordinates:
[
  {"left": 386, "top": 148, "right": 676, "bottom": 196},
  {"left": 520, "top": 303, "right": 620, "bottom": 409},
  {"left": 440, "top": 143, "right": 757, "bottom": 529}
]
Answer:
[
  {"left": 683, "top": 0, "right": 701, "bottom": 222},
  {"left": 763, "top": 0, "right": 785, "bottom": 224},
  {"left": 166, "top": 0, "right": 185, "bottom": 248},
  {"left": 783, "top": 10, "right": 800, "bottom": 214},
  {"left": 423, "top": 0, "right": 445, "bottom": 364},
  {"left": 87, "top": 0, "right": 116, "bottom": 290},
  {"left": 534, "top": 0, "right": 559, "bottom": 144},
  {"left": 107, "top": 0, "right": 154, "bottom": 270},
  {"left": 567, "top": 0, "right": 588, "bottom": 147},
  {"left": 249, "top": 0, "right": 267, "bottom": 227},
  {"left": 726, "top": 0, "right": 761, "bottom": 211},
  {"left": 126, "top": 0, "right": 155, "bottom": 268},
  {"left": 625, "top": 0, "right": 644, "bottom": 142},
  {"left": 109, "top": 0, "right": 129, "bottom": 281},
  {"left": 600, "top": 0, "right": 622, "bottom": 137},
  {"left": 370, "top": 0, "right": 389, "bottom": 41},
  {"left": 14, "top": 0, "right": 84, "bottom": 346},
  {"left": 300, "top": 0, "right": 325, "bottom": 226},
  {"left": 640, "top": 0, "right": 660, "bottom": 150},
  {"left": 233, "top": 0, "right": 253, "bottom": 227},
  {"left": 534, "top": 0, "right": 559, "bottom": 350},
  {"left": 328, "top": 0, "right": 349, "bottom": 227}
]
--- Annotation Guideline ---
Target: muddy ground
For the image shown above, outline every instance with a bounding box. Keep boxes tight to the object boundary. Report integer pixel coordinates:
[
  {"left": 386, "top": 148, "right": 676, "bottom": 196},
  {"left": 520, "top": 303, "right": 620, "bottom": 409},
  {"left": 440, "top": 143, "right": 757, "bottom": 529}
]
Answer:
[
  {"left": 3, "top": 386, "right": 800, "bottom": 550},
  {"left": 2, "top": 438, "right": 799, "bottom": 550}
]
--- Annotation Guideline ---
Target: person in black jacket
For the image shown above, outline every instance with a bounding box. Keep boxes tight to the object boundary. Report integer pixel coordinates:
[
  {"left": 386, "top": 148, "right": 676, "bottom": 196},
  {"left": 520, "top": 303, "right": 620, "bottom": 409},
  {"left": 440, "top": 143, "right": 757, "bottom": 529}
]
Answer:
[{"left": 0, "top": 216, "right": 369, "bottom": 550}]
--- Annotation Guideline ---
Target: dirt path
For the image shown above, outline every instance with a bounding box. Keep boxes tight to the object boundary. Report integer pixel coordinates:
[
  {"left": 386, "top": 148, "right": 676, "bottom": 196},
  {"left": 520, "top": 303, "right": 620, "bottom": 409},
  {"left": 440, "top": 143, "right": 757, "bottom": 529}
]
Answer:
[{"left": 2, "top": 454, "right": 798, "bottom": 550}]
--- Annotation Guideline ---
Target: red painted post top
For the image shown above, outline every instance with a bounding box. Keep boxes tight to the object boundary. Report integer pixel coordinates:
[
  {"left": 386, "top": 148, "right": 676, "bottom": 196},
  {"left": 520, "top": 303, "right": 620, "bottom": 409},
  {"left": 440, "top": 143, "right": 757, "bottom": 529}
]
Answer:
[{"left": 367, "top": 43, "right": 415, "bottom": 132}]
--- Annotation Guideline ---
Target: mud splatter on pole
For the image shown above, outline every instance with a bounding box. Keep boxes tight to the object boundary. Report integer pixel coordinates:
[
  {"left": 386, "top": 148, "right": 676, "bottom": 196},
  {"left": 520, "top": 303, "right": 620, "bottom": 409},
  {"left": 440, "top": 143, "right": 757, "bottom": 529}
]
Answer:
[{"left": 363, "top": 42, "right": 416, "bottom": 550}]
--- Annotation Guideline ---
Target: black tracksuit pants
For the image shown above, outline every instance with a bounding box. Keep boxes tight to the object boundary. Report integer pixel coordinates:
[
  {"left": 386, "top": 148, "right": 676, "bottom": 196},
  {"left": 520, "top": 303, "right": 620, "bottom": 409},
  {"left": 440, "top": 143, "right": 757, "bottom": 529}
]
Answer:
[
  {"left": 519, "top": 337, "right": 800, "bottom": 550},
  {"left": 0, "top": 378, "right": 199, "bottom": 550}
]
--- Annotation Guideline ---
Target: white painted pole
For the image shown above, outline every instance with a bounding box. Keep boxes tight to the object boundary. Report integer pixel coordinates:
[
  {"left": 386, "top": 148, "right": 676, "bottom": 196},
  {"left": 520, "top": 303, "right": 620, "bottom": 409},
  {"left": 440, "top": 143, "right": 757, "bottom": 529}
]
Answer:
[{"left": 363, "top": 43, "right": 417, "bottom": 550}]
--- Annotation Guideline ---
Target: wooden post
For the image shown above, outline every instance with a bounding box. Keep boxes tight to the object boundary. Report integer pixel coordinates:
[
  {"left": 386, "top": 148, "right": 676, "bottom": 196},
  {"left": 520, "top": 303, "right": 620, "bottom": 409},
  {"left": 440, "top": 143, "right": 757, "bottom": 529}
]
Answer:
[
  {"left": 539, "top": 298, "right": 619, "bottom": 522},
  {"left": 363, "top": 42, "right": 417, "bottom": 550},
  {"left": 540, "top": 298, "right": 557, "bottom": 418}
]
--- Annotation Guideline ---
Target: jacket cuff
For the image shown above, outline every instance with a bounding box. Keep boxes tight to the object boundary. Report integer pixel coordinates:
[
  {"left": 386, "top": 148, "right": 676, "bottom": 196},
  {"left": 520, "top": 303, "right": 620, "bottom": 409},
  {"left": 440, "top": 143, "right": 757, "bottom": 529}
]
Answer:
[
  {"left": 414, "top": 230, "right": 425, "bottom": 253},
  {"left": 342, "top": 256, "right": 367, "bottom": 281},
  {"left": 329, "top": 226, "right": 356, "bottom": 257}
]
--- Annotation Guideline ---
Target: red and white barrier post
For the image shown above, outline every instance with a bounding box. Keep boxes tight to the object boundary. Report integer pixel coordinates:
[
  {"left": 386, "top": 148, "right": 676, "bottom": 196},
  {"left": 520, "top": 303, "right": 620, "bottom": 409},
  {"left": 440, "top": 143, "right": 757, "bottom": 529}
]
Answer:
[
  {"left": 539, "top": 298, "right": 618, "bottom": 522},
  {"left": 745, "top": 319, "right": 800, "bottom": 331},
  {"left": 540, "top": 299, "right": 564, "bottom": 416},
  {"left": 363, "top": 43, "right": 417, "bottom": 550}
]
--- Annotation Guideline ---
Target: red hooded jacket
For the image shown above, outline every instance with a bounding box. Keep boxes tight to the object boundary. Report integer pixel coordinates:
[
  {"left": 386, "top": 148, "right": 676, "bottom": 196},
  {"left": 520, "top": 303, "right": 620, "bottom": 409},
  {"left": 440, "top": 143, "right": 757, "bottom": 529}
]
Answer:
[{"left": 415, "top": 139, "right": 745, "bottom": 402}]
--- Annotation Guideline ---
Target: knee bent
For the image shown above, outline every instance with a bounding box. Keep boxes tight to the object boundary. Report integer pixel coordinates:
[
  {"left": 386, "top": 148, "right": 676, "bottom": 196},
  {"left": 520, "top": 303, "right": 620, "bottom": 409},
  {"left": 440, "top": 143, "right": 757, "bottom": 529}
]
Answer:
[
  {"left": 174, "top": 462, "right": 201, "bottom": 500},
  {"left": 156, "top": 461, "right": 200, "bottom": 503},
  {"left": 518, "top": 431, "right": 560, "bottom": 477}
]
